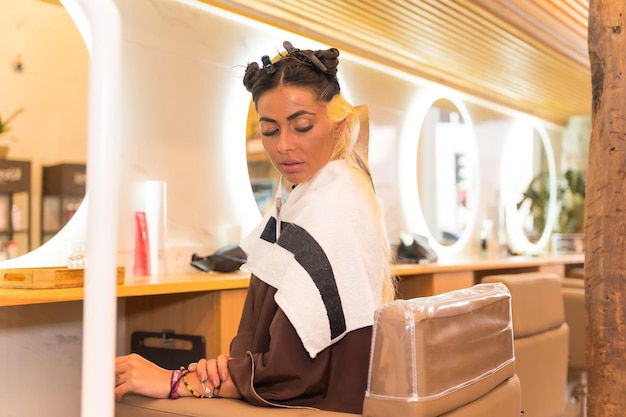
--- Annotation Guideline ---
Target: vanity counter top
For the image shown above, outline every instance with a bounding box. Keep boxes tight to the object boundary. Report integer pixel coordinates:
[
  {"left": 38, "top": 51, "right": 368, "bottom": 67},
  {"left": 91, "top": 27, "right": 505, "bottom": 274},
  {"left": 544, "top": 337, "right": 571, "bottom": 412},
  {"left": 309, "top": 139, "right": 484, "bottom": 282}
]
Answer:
[
  {"left": 0, "top": 254, "right": 583, "bottom": 307},
  {"left": 0, "top": 270, "right": 251, "bottom": 307},
  {"left": 393, "top": 253, "right": 584, "bottom": 274}
]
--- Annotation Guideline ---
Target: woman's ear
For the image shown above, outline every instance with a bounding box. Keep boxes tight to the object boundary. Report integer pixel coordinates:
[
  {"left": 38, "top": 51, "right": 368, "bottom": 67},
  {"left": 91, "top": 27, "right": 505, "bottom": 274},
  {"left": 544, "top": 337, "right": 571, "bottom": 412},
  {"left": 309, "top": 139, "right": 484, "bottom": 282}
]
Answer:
[{"left": 335, "top": 119, "right": 347, "bottom": 135}]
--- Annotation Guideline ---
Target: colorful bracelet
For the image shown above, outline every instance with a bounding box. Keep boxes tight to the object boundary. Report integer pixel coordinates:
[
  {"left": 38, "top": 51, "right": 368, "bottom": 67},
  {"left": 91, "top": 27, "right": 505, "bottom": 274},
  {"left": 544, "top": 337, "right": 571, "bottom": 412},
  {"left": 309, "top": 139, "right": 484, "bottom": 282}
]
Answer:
[
  {"left": 168, "top": 367, "right": 188, "bottom": 399},
  {"left": 182, "top": 372, "right": 204, "bottom": 398}
]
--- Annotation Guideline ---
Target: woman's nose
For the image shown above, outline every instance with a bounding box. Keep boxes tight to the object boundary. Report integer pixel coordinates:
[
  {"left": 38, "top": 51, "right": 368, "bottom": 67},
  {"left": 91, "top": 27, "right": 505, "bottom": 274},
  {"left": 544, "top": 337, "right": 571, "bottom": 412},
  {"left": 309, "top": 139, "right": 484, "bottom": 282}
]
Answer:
[{"left": 277, "top": 131, "right": 296, "bottom": 153}]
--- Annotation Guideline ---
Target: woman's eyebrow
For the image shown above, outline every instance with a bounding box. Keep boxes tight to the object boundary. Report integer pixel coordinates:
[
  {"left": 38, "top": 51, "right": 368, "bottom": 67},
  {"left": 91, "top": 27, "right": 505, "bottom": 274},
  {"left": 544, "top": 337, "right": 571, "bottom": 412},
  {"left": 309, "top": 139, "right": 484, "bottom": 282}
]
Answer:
[
  {"left": 259, "top": 110, "right": 315, "bottom": 123},
  {"left": 287, "top": 110, "right": 315, "bottom": 121}
]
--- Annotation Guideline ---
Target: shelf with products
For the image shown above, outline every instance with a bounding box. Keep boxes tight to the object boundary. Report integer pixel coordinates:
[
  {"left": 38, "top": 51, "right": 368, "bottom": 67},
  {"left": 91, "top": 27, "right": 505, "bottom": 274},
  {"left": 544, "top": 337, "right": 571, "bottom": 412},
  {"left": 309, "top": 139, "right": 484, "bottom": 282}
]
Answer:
[
  {"left": 41, "top": 163, "right": 86, "bottom": 244},
  {"left": 0, "top": 159, "right": 31, "bottom": 259}
]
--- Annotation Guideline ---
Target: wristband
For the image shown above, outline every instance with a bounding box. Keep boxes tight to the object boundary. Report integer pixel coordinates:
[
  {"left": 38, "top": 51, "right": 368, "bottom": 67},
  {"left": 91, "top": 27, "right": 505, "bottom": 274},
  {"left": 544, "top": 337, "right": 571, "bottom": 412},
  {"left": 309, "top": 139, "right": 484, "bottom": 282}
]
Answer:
[{"left": 168, "top": 367, "right": 187, "bottom": 399}]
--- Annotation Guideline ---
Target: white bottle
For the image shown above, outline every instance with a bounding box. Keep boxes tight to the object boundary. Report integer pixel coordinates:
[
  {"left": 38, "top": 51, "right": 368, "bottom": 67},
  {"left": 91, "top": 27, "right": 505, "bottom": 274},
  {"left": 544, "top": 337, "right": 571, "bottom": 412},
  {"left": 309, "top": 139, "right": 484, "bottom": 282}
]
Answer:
[{"left": 10, "top": 205, "right": 21, "bottom": 231}]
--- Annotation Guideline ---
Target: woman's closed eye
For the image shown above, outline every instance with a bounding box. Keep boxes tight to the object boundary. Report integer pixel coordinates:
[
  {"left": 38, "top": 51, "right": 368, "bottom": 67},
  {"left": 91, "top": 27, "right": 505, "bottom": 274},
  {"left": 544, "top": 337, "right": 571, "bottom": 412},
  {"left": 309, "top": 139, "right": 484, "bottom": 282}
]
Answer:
[{"left": 261, "top": 125, "right": 313, "bottom": 136}]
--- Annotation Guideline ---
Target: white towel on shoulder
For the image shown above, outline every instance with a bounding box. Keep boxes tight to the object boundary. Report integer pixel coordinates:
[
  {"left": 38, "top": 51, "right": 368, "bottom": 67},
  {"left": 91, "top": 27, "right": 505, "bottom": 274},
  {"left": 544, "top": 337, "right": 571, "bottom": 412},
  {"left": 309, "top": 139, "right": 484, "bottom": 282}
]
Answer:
[{"left": 240, "top": 160, "right": 386, "bottom": 358}]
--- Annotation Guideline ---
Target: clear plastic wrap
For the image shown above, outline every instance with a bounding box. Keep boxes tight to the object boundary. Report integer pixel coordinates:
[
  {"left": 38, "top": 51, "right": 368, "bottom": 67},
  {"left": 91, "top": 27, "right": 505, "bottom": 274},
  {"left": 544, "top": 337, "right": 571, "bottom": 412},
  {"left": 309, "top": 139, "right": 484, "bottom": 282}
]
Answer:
[{"left": 364, "top": 283, "right": 515, "bottom": 416}]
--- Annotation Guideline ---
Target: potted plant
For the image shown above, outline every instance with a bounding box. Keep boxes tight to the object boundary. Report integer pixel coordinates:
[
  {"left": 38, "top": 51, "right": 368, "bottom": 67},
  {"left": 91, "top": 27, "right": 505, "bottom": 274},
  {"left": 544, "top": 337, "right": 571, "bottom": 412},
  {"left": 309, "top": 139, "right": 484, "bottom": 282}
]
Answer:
[
  {"left": 517, "top": 169, "right": 586, "bottom": 243},
  {"left": 0, "top": 108, "right": 24, "bottom": 158},
  {"left": 556, "top": 169, "right": 586, "bottom": 233}
]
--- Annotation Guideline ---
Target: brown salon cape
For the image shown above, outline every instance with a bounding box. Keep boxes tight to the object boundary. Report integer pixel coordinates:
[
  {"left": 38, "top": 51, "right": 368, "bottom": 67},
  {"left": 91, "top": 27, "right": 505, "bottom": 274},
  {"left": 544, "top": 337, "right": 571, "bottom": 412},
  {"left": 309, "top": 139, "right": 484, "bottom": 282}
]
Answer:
[
  {"left": 227, "top": 275, "right": 372, "bottom": 414},
  {"left": 231, "top": 161, "right": 387, "bottom": 414}
]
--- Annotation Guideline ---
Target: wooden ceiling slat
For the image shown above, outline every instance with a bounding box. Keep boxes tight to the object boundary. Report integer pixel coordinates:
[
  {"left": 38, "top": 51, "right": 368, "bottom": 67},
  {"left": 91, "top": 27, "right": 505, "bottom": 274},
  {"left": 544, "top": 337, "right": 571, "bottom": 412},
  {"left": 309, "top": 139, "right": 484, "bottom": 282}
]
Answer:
[
  {"left": 471, "top": 0, "right": 588, "bottom": 65},
  {"left": 376, "top": 1, "right": 584, "bottom": 103},
  {"left": 201, "top": 0, "right": 591, "bottom": 125},
  {"left": 280, "top": 3, "right": 552, "bottom": 101}
]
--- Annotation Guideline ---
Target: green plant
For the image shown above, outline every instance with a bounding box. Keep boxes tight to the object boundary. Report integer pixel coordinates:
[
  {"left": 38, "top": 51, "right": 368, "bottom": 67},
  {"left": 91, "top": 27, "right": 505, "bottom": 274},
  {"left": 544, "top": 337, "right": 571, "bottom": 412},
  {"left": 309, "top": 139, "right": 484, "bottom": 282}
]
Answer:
[
  {"left": 556, "top": 170, "right": 586, "bottom": 233},
  {"left": 0, "top": 108, "right": 24, "bottom": 137},
  {"left": 517, "top": 172, "right": 551, "bottom": 238},
  {"left": 517, "top": 169, "right": 586, "bottom": 236}
]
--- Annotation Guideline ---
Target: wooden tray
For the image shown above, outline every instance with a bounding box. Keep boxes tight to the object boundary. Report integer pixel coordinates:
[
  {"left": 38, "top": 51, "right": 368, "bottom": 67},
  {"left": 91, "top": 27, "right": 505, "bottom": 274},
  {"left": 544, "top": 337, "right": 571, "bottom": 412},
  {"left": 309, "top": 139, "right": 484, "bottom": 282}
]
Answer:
[{"left": 0, "top": 266, "right": 125, "bottom": 289}]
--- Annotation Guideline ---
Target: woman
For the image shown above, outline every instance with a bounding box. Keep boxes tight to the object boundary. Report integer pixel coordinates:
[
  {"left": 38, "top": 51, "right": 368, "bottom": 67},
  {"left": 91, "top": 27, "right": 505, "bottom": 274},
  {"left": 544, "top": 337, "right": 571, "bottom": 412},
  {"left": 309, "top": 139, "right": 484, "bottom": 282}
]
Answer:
[{"left": 115, "top": 41, "right": 394, "bottom": 414}]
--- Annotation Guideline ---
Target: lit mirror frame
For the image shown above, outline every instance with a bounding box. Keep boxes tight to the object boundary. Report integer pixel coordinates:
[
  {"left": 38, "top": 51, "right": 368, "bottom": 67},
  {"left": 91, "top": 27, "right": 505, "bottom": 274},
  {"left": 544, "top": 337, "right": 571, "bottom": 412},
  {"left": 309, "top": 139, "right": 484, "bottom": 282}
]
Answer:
[
  {"left": 500, "top": 120, "right": 557, "bottom": 255},
  {"left": 398, "top": 91, "right": 480, "bottom": 258},
  {"left": 0, "top": 0, "right": 92, "bottom": 268}
]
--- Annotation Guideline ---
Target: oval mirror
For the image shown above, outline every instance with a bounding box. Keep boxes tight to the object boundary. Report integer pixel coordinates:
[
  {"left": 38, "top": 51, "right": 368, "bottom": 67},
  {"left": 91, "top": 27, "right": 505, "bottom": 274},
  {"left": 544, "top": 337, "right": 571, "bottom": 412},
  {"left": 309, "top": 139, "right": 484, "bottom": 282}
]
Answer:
[
  {"left": 1, "top": 0, "right": 88, "bottom": 257},
  {"left": 500, "top": 121, "right": 557, "bottom": 255},
  {"left": 399, "top": 93, "right": 479, "bottom": 257}
]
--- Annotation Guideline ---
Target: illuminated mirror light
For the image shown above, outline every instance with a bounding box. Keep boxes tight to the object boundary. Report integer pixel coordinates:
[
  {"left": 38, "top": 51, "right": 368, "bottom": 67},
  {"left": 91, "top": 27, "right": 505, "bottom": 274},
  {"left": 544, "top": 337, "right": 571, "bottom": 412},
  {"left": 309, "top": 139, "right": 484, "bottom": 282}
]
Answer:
[
  {"left": 500, "top": 120, "right": 557, "bottom": 255},
  {"left": 399, "top": 90, "right": 480, "bottom": 259}
]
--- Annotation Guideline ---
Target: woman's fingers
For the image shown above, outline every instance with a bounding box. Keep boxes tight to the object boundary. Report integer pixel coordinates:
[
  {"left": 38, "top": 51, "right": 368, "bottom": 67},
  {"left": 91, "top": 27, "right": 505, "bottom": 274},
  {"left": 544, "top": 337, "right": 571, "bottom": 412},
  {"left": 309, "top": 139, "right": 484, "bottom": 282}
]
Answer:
[
  {"left": 191, "top": 358, "right": 208, "bottom": 384},
  {"left": 204, "top": 358, "right": 219, "bottom": 387},
  {"left": 189, "top": 357, "right": 228, "bottom": 388},
  {"left": 217, "top": 355, "right": 230, "bottom": 382}
]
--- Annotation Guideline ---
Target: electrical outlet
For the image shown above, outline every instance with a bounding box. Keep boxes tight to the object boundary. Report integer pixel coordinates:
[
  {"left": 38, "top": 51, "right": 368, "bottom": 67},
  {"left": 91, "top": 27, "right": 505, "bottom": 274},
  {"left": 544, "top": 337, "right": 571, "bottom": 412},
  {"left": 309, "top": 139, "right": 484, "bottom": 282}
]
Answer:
[{"left": 166, "top": 245, "right": 204, "bottom": 274}]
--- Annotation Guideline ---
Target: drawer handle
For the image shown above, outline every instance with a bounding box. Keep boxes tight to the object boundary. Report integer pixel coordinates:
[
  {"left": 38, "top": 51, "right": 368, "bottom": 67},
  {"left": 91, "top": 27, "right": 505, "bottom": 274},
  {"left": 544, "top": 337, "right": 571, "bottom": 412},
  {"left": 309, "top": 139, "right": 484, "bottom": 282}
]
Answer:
[{"left": 4, "top": 273, "right": 26, "bottom": 282}]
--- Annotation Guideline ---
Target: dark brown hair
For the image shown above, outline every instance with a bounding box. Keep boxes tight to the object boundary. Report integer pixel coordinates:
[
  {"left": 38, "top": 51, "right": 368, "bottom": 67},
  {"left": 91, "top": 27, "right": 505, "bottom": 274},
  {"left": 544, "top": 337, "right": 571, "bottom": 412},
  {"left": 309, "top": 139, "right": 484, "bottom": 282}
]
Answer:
[{"left": 243, "top": 42, "right": 341, "bottom": 106}]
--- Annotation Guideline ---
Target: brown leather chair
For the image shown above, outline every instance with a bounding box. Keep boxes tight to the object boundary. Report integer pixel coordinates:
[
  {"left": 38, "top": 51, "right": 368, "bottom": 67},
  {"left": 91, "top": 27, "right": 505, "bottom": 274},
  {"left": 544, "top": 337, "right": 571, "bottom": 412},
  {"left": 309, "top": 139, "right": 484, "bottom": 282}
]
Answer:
[
  {"left": 363, "top": 282, "right": 521, "bottom": 417},
  {"left": 482, "top": 272, "right": 569, "bottom": 417},
  {"left": 561, "top": 277, "right": 586, "bottom": 417}
]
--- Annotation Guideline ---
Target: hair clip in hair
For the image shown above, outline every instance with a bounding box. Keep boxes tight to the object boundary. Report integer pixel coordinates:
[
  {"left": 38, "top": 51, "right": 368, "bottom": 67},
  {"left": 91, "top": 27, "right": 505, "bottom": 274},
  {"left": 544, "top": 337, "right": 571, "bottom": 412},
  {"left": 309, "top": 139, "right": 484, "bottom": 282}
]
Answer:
[
  {"left": 283, "top": 40, "right": 328, "bottom": 72},
  {"left": 261, "top": 55, "right": 275, "bottom": 74}
]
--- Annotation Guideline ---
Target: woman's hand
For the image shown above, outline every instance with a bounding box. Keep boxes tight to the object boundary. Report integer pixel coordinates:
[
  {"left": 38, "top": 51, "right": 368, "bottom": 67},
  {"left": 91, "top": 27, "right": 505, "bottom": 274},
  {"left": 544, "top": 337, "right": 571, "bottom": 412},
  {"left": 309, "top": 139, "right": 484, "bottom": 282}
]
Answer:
[
  {"left": 114, "top": 353, "right": 171, "bottom": 402},
  {"left": 188, "top": 354, "right": 238, "bottom": 398}
]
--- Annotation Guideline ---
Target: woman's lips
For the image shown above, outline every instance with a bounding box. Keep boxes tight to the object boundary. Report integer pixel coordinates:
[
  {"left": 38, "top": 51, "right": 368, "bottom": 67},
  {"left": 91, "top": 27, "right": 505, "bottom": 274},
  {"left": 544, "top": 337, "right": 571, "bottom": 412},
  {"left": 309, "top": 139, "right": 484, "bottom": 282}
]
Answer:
[{"left": 280, "top": 160, "right": 303, "bottom": 173}]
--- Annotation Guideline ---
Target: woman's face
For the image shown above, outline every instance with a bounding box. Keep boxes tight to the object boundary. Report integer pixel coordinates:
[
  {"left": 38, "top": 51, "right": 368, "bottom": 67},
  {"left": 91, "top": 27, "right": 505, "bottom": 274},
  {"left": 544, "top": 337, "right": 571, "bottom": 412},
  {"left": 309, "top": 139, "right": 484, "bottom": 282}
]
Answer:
[{"left": 257, "top": 85, "right": 337, "bottom": 185}]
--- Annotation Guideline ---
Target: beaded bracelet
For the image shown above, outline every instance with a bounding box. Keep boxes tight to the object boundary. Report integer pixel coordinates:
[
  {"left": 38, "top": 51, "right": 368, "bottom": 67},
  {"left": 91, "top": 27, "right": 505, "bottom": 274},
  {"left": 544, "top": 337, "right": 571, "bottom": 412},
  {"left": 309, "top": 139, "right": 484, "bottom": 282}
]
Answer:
[
  {"left": 168, "top": 367, "right": 188, "bottom": 399},
  {"left": 182, "top": 372, "right": 204, "bottom": 398}
]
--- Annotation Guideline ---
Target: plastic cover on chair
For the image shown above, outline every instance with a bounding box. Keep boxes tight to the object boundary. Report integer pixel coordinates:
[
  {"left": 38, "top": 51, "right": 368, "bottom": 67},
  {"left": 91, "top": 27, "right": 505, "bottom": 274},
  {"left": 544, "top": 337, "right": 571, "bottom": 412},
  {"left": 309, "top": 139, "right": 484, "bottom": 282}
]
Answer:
[{"left": 363, "top": 283, "right": 516, "bottom": 417}]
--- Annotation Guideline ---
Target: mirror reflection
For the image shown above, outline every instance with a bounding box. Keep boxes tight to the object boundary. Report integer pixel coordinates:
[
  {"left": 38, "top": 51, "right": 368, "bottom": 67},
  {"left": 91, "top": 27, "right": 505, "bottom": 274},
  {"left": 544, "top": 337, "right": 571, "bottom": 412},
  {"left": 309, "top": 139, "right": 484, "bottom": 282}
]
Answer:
[
  {"left": 501, "top": 123, "right": 557, "bottom": 255},
  {"left": 515, "top": 129, "right": 551, "bottom": 243},
  {"left": 417, "top": 99, "right": 477, "bottom": 246},
  {"left": 246, "top": 103, "right": 279, "bottom": 215},
  {"left": 1, "top": 0, "right": 88, "bottom": 256}
]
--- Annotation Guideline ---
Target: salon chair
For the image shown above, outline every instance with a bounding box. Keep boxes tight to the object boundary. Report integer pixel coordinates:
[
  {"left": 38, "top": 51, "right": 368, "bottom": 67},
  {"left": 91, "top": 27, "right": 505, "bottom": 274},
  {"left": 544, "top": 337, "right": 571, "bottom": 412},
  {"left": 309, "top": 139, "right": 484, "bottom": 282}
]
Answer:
[
  {"left": 482, "top": 272, "right": 569, "bottom": 417},
  {"left": 561, "top": 277, "right": 587, "bottom": 417},
  {"left": 117, "top": 283, "right": 521, "bottom": 417},
  {"left": 363, "top": 282, "right": 520, "bottom": 417}
]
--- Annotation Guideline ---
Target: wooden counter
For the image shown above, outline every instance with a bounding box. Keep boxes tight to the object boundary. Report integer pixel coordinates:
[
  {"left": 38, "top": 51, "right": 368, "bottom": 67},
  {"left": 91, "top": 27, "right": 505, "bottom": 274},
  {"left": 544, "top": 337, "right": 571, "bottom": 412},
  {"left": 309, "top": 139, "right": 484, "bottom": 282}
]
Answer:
[
  {"left": 0, "top": 254, "right": 584, "bottom": 308},
  {"left": 392, "top": 254, "right": 584, "bottom": 275},
  {"left": 0, "top": 254, "right": 583, "bottom": 357},
  {"left": 0, "top": 270, "right": 251, "bottom": 308},
  {"left": 392, "top": 254, "right": 584, "bottom": 298}
]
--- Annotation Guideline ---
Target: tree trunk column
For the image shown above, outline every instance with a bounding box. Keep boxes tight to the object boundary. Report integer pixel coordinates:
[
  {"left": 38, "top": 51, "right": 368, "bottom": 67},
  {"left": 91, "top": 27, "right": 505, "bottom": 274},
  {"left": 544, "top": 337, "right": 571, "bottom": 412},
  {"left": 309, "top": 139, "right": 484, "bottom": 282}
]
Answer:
[{"left": 587, "top": 1, "right": 626, "bottom": 415}]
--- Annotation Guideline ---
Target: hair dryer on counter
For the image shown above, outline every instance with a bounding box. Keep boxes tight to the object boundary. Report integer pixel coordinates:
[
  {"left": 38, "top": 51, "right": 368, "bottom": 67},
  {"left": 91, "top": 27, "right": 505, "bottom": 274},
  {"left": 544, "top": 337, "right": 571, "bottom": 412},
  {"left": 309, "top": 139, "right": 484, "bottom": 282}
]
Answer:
[
  {"left": 396, "top": 232, "right": 438, "bottom": 264},
  {"left": 191, "top": 243, "right": 247, "bottom": 272}
]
